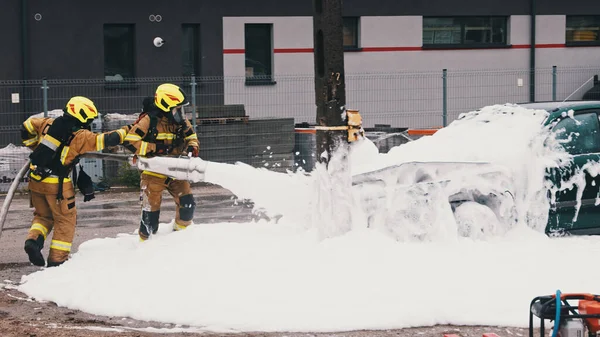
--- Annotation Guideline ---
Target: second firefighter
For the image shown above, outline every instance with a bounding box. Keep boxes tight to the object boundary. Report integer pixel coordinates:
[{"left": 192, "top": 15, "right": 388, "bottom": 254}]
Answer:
[{"left": 123, "top": 83, "right": 200, "bottom": 241}]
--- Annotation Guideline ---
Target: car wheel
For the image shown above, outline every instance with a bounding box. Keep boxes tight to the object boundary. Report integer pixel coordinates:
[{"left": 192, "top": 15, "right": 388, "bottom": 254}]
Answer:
[{"left": 453, "top": 201, "right": 505, "bottom": 239}]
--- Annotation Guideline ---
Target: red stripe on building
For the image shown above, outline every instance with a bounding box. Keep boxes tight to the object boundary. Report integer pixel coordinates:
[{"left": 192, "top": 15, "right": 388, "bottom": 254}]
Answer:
[
  {"left": 223, "top": 48, "right": 245, "bottom": 54},
  {"left": 223, "top": 43, "right": 570, "bottom": 54}
]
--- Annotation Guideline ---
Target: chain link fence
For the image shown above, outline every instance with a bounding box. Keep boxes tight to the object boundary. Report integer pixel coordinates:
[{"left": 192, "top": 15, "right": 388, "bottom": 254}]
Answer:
[{"left": 1, "top": 65, "right": 599, "bottom": 189}]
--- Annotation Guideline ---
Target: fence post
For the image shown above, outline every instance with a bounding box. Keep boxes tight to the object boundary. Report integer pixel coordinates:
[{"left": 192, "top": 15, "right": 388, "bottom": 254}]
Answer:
[
  {"left": 190, "top": 74, "right": 197, "bottom": 132},
  {"left": 442, "top": 69, "right": 447, "bottom": 127},
  {"left": 552, "top": 66, "right": 557, "bottom": 101},
  {"left": 42, "top": 78, "right": 48, "bottom": 117}
]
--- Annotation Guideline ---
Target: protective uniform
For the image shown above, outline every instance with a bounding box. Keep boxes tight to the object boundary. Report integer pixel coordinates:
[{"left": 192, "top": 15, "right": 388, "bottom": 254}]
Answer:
[
  {"left": 122, "top": 84, "right": 199, "bottom": 241},
  {"left": 21, "top": 96, "right": 126, "bottom": 267}
]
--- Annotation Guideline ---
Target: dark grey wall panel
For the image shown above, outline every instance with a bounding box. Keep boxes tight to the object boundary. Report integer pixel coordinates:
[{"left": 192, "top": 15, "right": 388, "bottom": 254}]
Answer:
[
  {"left": 0, "top": 0, "right": 24, "bottom": 80},
  {"left": 537, "top": 0, "right": 600, "bottom": 15},
  {"left": 23, "top": 0, "right": 225, "bottom": 79},
  {"left": 341, "top": 0, "right": 529, "bottom": 16}
]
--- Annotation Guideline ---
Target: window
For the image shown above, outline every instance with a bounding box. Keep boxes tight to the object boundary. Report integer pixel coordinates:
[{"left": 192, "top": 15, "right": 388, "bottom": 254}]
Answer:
[
  {"left": 245, "top": 24, "right": 273, "bottom": 84},
  {"left": 566, "top": 16, "right": 600, "bottom": 46},
  {"left": 103, "top": 24, "right": 135, "bottom": 80},
  {"left": 553, "top": 112, "right": 600, "bottom": 155},
  {"left": 182, "top": 24, "right": 201, "bottom": 77},
  {"left": 423, "top": 17, "right": 508, "bottom": 47},
  {"left": 343, "top": 17, "right": 359, "bottom": 49}
]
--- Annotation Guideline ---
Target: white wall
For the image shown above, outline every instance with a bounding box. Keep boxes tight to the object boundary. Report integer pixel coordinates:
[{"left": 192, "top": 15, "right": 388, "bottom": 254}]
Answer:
[
  {"left": 223, "top": 16, "right": 313, "bottom": 77},
  {"left": 360, "top": 16, "right": 422, "bottom": 48},
  {"left": 223, "top": 15, "right": 600, "bottom": 128},
  {"left": 223, "top": 17, "right": 316, "bottom": 124},
  {"left": 537, "top": 15, "right": 566, "bottom": 45},
  {"left": 509, "top": 16, "right": 531, "bottom": 45}
]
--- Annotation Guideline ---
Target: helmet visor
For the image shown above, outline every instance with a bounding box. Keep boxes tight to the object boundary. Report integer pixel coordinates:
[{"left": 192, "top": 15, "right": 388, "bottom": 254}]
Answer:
[{"left": 171, "top": 103, "right": 192, "bottom": 124}]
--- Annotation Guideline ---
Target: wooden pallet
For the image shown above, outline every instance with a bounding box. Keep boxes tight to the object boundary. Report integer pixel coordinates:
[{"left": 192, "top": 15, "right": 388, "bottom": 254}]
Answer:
[
  {"left": 196, "top": 116, "right": 249, "bottom": 125},
  {"left": 196, "top": 104, "right": 246, "bottom": 119}
]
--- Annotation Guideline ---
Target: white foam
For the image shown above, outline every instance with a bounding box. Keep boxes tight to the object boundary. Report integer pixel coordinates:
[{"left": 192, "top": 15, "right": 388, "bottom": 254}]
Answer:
[{"left": 18, "top": 103, "right": 600, "bottom": 333}]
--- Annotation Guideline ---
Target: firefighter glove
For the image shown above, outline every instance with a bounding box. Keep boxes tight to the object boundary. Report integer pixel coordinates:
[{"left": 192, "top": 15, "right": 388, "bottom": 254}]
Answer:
[
  {"left": 186, "top": 145, "right": 199, "bottom": 157},
  {"left": 76, "top": 167, "right": 95, "bottom": 202}
]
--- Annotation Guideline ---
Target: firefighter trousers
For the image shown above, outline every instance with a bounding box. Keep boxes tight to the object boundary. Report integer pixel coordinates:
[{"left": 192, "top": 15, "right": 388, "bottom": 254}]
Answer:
[
  {"left": 26, "top": 179, "right": 77, "bottom": 264},
  {"left": 139, "top": 172, "right": 195, "bottom": 240}
]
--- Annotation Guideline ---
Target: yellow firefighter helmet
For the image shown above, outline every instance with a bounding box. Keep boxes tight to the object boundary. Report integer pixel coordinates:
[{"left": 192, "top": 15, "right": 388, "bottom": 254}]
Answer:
[
  {"left": 154, "top": 83, "right": 188, "bottom": 112},
  {"left": 65, "top": 96, "right": 98, "bottom": 124}
]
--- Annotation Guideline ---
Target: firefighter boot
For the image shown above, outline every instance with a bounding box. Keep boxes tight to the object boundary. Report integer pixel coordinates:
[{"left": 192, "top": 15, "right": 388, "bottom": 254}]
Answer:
[
  {"left": 47, "top": 260, "right": 65, "bottom": 268},
  {"left": 139, "top": 210, "right": 160, "bottom": 241},
  {"left": 24, "top": 236, "right": 45, "bottom": 267}
]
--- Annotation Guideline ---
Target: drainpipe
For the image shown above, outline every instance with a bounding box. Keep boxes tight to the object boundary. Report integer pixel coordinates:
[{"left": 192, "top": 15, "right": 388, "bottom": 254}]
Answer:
[
  {"left": 21, "top": 0, "right": 29, "bottom": 80},
  {"left": 529, "top": 0, "right": 536, "bottom": 102}
]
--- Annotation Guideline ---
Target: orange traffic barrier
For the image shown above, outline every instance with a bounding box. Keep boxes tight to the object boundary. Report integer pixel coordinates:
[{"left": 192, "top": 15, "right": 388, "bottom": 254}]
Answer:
[
  {"left": 296, "top": 127, "right": 443, "bottom": 137},
  {"left": 294, "top": 128, "right": 316, "bottom": 134},
  {"left": 407, "top": 128, "right": 440, "bottom": 136}
]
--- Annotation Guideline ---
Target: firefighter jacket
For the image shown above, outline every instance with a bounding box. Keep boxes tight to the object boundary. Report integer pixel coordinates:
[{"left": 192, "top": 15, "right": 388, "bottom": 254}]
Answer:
[
  {"left": 122, "top": 112, "right": 199, "bottom": 158},
  {"left": 21, "top": 116, "right": 128, "bottom": 183}
]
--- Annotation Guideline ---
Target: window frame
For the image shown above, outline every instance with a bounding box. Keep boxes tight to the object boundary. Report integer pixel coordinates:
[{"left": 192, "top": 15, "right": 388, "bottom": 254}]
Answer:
[
  {"left": 343, "top": 17, "right": 360, "bottom": 50},
  {"left": 422, "top": 16, "right": 509, "bottom": 49},
  {"left": 244, "top": 23, "right": 275, "bottom": 86},
  {"left": 103, "top": 24, "right": 136, "bottom": 83},
  {"left": 566, "top": 15, "right": 600, "bottom": 47}
]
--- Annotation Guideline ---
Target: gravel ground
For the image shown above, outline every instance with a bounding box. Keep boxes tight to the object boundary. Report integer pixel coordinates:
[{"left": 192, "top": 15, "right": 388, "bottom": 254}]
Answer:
[{"left": 0, "top": 184, "right": 537, "bottom": 337}]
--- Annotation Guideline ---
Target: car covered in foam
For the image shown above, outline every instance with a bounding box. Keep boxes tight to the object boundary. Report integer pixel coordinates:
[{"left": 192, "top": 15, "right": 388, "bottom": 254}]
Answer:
[{"left": 351, "top": 100, "right": 600, "bottom": 239}]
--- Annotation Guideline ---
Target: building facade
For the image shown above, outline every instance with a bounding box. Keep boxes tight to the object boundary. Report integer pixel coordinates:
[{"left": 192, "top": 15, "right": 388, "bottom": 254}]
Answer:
[
  {"left": 1, "top": 0, "right": 600, "bottom": 132},
  {"left": 3, "top": 0, "right": 600, "bottom": 79}
]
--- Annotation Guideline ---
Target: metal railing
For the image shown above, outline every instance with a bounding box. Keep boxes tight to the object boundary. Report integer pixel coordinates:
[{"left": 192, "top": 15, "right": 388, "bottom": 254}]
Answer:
[{"left": 0, "top": 65, "right": 599, "bottom": 186}]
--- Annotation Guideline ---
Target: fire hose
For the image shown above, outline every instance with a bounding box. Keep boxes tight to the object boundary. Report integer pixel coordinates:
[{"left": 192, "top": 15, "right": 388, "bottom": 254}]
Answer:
[{"left": 0, "top": 160, "right": 31, "bottom": 240}]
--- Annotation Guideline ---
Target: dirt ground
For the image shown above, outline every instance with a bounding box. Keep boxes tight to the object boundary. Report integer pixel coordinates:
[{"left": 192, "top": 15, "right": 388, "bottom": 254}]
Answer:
[{"left": 0, "top": 185, "right": 537, "bottom": 337}]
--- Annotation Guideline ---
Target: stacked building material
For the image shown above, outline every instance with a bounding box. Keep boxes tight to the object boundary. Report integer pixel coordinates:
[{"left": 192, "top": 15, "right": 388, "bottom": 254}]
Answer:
[
  {"left": 293, "top": 122, "right": 316, "bottom": 172},
  {"left": 246, "top": 118, "right": 295, "bottom": 172},
  {"left": 195, "top": 105, "right": 295, "bottom": 172},
  {"left": 197, "top": 104, "right": 246, "bottom": 119},
  {"left": 197, "top": 123, "right": 249, "bottom": 164}
]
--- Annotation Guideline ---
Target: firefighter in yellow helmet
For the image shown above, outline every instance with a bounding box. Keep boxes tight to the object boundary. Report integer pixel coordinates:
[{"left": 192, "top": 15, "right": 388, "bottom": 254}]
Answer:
[
  {"left": 122, "top": 83, "right": 199, "bottom": 241},
  {"left": 21, "top": 96, "right": 127, "bottom": 267}
]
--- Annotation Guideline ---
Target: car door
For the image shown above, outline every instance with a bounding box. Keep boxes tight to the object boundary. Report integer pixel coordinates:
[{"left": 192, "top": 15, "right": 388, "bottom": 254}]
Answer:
[{"left": 547, "top": 109, "right": 600, "bottom": 235}]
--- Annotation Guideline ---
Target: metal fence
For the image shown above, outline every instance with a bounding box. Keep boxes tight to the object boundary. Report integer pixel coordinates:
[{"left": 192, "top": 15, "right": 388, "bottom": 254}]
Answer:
[{"left": 1, "top": 65, "right": 599, "bottom": 185}]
